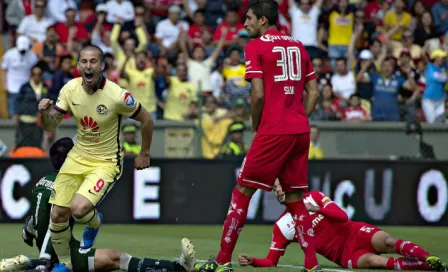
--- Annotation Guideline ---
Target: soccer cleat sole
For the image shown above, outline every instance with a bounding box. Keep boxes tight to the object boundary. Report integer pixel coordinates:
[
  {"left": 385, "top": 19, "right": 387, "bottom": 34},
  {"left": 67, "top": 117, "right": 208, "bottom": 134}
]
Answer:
[
  {"left": 179, "top": 238, "right": 196, "bottom": 272},
  {"left": 0, "top": 255, "right": 30, "bottom": 272},
  {"left": 302, "top": 265, "right": 323, "bottom": 272}
]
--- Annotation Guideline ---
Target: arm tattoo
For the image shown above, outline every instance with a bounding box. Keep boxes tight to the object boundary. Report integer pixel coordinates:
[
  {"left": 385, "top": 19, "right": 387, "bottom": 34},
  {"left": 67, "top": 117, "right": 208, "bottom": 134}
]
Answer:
[{"left": 41, "top": 109, "right": 64, "bottom": 131}]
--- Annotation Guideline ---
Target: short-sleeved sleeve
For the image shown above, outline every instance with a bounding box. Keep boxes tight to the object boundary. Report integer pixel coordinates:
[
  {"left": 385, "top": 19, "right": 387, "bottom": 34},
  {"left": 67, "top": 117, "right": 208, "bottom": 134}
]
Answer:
[
  {"left": 302, "top": 46, "right": 316, "bottom": 82},
  {"left": 116, "top": 88, "right": 142, "bottom": 118},
  {"left": 1, "top": 51, "right": 10, "bottom": 70},
  {"left": 244, "top": 41, "right": 263, "bottom": 81},
  {"left": 54, "top": 84, "right": 70, "bottom": 114}
]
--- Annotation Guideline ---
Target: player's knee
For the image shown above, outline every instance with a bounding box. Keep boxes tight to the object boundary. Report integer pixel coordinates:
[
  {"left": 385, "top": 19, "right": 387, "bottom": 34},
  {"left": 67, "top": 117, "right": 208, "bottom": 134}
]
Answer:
[
  {"left": 50, "top": 206, "right": 71, "bottom": 223},
  {"left": 367, "top": 256, "right": 386, "bottom": 268},
  {"left": 384, "top": 236, "right": 397, "bottom": 248},
  {"left": 71, "top": 203, "right": 92, "bottom": 219}
]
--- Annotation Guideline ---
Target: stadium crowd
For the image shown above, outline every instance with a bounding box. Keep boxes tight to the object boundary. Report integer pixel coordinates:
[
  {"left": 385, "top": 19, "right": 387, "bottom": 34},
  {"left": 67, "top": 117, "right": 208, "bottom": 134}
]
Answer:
[{"left": 1, "top": 0, "right": 448, "bottom": 158}]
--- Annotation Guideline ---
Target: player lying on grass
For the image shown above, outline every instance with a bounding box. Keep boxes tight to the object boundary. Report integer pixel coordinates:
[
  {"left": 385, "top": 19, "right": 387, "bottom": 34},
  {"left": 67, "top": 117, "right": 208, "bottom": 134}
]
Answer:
[
  {"left": 238, "top": 179, "right": 448, "bottom": 271},
  {"left": 0, "top": 137, "right": 194, "bottom": 272}
]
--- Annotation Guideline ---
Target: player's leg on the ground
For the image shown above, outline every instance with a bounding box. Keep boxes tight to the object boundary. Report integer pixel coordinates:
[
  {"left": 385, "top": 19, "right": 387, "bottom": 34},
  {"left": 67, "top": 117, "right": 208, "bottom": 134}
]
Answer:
[
  {"left": 284, "top": 191, "right": 320, "bottom": 271},
  {"left": 71, "top": 194, "right": 102, "bottom": 249},
  {"left": 94, "top": 251, "right": 186, "bottom": 271},
  {"left": 49, "top": 205, "right": 73, "bottom": 271},
  {"left": 371, "top": 231, "right": 447, "bottom": 271},
  {"left": 357, "top": 253, "right": 432, "bottom": 270}
]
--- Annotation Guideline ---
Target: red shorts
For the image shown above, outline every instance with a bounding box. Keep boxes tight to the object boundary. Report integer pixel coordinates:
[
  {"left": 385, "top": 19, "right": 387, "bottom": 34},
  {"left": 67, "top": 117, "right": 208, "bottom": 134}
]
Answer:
[
  {"left": 341, "top": 222, "right": 382, "bottom": 269},
  {"left": 237, "top": 133, "right": 309, "bottom": 192}
]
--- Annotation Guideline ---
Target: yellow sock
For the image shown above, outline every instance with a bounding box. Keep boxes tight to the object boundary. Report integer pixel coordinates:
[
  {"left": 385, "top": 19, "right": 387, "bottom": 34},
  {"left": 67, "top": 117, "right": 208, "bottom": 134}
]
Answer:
[
  {"left": 49, "top": 220, "right": 72, "bottom": 267},
  {"left": 75, "top": 209, "right": 101, "bottom": 229}
]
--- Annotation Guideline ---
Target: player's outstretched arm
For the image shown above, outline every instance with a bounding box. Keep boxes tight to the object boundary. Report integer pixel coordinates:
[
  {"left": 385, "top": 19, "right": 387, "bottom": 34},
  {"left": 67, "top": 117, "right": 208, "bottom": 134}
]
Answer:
[
  {"left": 250, "top": 78, "right": 264, "bottom": 133},
  {"left": 132, "top": 106, "right": 153, "bottom": 170},
  {"left": 304, "top": 79, "right": 319, "bottom": 117},
  {"left": 306, "top": 192, "right": 348, "bottom": 222},
  {"left": 38, "top": 99, "right": 64, "bottom": 131},
  {"left": 239, "top": 250, "right": 282, "bottom": 267}
]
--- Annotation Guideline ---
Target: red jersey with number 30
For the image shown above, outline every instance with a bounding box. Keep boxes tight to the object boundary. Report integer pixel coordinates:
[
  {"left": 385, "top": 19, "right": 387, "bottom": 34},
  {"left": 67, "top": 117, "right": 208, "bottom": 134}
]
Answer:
[{"left": 244, "top": 29, "right": 316, "bottom": 135}]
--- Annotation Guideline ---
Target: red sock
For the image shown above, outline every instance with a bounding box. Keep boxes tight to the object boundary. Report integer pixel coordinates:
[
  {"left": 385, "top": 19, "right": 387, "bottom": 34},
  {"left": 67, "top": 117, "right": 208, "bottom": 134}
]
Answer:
[
  {"left": 216, "top": 188, "right": 251, "bottom": 265},
  {"left": 285, "top": 200, "right": 319, "bottom": 269},
  {"left": 395, "top": 239, "right": 430, "bottom": 262},
  {"left": 386, "top": 257, "right": 431, "bottom": 270}
]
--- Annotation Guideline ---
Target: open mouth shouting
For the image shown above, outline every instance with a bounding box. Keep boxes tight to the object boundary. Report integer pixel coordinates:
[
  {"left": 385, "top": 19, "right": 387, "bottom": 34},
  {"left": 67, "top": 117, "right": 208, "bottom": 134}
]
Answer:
[{"left": 84, "top": 71, "right": 95, "bottom": 84}]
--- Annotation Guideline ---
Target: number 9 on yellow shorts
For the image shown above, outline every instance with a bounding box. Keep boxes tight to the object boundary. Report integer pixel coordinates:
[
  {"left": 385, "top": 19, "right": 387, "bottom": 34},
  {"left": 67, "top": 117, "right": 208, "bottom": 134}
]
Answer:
[{"left": 49, "top": 155, "right": 121, "bottom": 208}]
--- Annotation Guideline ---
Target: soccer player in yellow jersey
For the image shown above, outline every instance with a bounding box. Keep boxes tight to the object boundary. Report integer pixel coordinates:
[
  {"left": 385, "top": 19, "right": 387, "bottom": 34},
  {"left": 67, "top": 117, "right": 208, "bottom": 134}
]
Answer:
[{"left": 37, "top": 45, "right": 154, "bottom": 272}]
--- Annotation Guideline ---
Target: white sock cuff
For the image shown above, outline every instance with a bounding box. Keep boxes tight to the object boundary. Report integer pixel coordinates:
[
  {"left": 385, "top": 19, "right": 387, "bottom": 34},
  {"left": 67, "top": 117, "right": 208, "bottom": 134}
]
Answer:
[{"left": 119, "top": 253, "right": 132, "bottom": 270}]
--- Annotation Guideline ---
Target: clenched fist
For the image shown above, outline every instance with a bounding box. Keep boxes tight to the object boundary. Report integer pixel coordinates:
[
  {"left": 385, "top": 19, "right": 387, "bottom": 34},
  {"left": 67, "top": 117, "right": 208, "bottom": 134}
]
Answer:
[{"left": 38, "top": 98, "right": 54, "bottom": 113}]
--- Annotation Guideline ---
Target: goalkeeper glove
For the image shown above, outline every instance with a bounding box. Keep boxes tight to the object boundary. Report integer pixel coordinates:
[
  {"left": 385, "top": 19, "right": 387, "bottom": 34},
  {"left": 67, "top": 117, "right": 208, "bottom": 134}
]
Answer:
[{"left": 22, "top": 216, "right": 34, "bottom": 247}]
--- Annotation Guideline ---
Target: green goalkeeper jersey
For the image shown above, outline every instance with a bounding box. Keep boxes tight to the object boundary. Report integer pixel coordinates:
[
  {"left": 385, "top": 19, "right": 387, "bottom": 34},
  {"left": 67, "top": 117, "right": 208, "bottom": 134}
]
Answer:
[{"left": 30, "top": 172, "right": 96, "bottom": 272}]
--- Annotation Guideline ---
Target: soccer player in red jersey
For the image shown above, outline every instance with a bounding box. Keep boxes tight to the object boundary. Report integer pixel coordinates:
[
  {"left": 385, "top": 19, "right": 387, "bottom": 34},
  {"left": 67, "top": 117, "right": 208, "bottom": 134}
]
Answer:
[
  {"left": 238, "top": 180, "right": 448, "bottom": 271},
  {"left": 194, "top": 0, "right": 320, "bottom": 271}
]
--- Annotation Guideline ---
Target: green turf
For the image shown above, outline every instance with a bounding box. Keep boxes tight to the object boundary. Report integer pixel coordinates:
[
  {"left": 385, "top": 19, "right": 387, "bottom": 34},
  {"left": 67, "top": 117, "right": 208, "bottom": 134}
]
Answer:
[{"left": 0, "top": 224, "right": 447, "bottom": 271}]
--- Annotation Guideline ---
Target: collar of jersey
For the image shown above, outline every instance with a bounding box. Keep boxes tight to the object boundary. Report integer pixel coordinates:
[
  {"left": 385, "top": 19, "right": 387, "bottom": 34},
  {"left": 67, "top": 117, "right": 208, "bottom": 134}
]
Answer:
[{"left": 82, "top": 74, "right": 106, "bottom": 93}]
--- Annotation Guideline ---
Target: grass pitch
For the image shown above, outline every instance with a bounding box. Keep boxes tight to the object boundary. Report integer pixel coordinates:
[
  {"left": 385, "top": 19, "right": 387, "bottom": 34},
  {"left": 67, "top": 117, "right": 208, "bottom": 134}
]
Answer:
[{"left": 0, "top": 224, "right": 447, "bottom": 271}]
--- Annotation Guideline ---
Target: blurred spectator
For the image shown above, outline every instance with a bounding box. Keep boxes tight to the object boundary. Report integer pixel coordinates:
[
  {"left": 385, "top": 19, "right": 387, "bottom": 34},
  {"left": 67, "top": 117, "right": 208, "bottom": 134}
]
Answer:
[
  {"left": 162, "top": 64, "right": 197, "bottom": 121},
  {"left": 431, "top": 0, "right": 448, "bottom": 34},
  {"left": 413, "top": 11, "right": 440, "bottom": 47},
  {"left": 31, "top": 26, "right": 64, "bottom": 59},
  {"left": 211, "top": 62, "right": 225, "bottom": 102},
  {"left": 393, "top": 30, "right": 423, "bottom": 61},
  {"left": 6, "top": 0, "right": 34, "bottom": 30},
  {"left": 395, "top": 50, "right": 420, "bottom": 121},
  {"left": 214, "top": 8, "right": 244, "bottom": 47},
  {"left": 51, "top": 55, "right": 73, "bottom": 100},
  {"left": 203, "top": 0, "right": 225, "bottom": 30},
  {"left": 122, "top": 124, "right": 141, "bottom": 157},
  {"left": 384, "top": 0, "right": 411, "bottom": 42},
  {"left": 422, "top": 49, "right": 447, "bottom": 123},
  {"left": 288, "top": 0, "right": 323, "bottom": 59},
  {"left": 309, "top": 102, "right": 329, "bottom": 121},
  {"left": 188, "top": 9, "right": 214, "bottom": 47},
  {"left": 86, "top": 4, "right": 113, "bottom": 32},
  {"left": 1, "top": 36, "right": 38, "bottom": 117},
  {"left": 47, "top": 0, "right": 77, "bottom": 23},
  {"left": 312, "top": 57, "right": 331, "bottom": 90},
  {"left": 353, "top": 9, "right": 377, "bottom": 51},
  {"left": 327, "top": 0, "right": 354, "bottom": 66},
  {"left": 222, "top": 47, "right": 245, "bottom": 87},
  {"left": 120, "top": 53, "right": 158, "bottom": 120},
  {"left": 103, "top": 53, "right": 120, "bottom": 83},
  {"left": 411, "top": 0, "right": 427, "bottom": 30},
  {"left": 155, "top": 6, "right": 189, "bottom": 56},
  {"left": 17, "top": 0, "right": 54, "bottom": 43},
  {"left": 91, "top": 7, "right": 113, "bottom": 54},
  {"left": 180, "top": 27, "right": 226, "bottom": 94},
  {"left": 202, "top": 95, "right": 227, "bottom": 120},
  {"left": 309, "top": 125, "right": 324, "bottom": 159},
  {"left": 354, "top": 49, "right": 376, "bottom": 101},
  {"left": 370, "top": 57, "right": 414, "bottom": 121},
  {"left": 343, "top": 93, "right": 371, "bottom": 122},
  {"left": 106, "top": 0, "right": 135, "bottom": 24},
  {"left": 200, "top": 98, "right": 233, "bottom": 158},
  {"left": 122, "top": 4, "right": 156, "bottom": 38},
  {"left": 321, "top": 83, "right": 342, "bottom": 120},
  {"left": 144, "top": 0, "right": 182, "bottom": 24},
  {"left": 15, "top": 64, "right": 48, "bottom": 149},
  {"left": 110, "top": 14, "right": 148, "bottom": 87},
  {"left": 220, "top": 122, "right": 248, "bottom": 157},
  {"left": 364, "top": 0, "right": 382, "bottom": 24},
  {"left": 54, "top": 8, "right": 88, "bottom": 44},
  {"left": 330, "top": 58, "right": 356, "bottom": 103}
]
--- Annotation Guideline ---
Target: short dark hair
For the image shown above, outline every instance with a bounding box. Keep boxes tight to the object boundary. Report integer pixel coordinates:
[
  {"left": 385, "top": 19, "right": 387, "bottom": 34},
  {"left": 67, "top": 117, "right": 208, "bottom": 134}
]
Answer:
[
  {"left": 335, "top": 57, "right": 347, "bottom": 64},
  {"left": 49, "top": 137, "right": 74, "bottom": 170},
  {"left": 78, "top": 44, "right": 104, "bottom": 62},
  {"left": 226, "top": 7, "right": 239, "bottom": 14},
  {"left": 194, "top": 8, "right": 206, "bottom": 16},
  {"left": 248, "top": 0, "right": 279, "bottom": 26},
  {"left": 59, "top": 55, "right": 72, "bottom": 65},
  {"left": 349, "top": 93, "right": 360, "bottom": 100}
]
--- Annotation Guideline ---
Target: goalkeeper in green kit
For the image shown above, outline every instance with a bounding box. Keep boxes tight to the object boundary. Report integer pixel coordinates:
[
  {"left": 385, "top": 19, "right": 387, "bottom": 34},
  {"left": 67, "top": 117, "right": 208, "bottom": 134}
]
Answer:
[{"left": 0, "top": 137, "right": 195, "bottom": 272}]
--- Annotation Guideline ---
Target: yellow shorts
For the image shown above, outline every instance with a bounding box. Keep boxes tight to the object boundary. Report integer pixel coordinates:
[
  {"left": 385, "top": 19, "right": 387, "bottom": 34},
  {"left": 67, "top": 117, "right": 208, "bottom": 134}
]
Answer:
[{"left": 49, "top": 153, "right": 122, "bottom": 208}]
